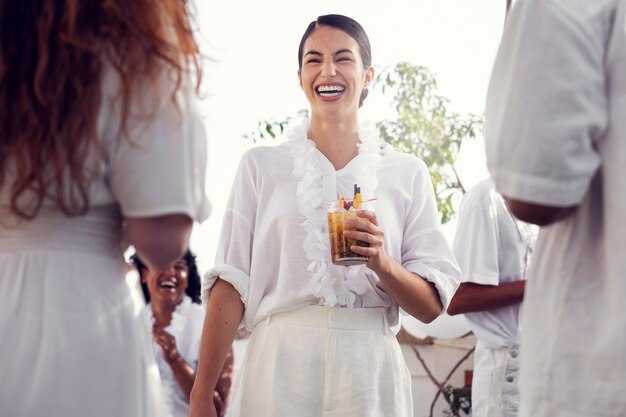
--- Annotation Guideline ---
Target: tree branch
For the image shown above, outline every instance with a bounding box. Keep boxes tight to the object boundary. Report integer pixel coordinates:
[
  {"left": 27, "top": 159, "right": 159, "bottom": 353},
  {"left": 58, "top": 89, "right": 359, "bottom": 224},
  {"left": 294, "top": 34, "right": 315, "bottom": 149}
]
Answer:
[{"left": 411, "top": 343, "right": 475, "bottom": 417}]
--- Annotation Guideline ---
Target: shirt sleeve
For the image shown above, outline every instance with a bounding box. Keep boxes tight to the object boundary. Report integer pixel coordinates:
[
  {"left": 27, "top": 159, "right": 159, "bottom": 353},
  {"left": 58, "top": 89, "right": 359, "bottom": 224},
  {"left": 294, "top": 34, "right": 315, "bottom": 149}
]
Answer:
[
  {"left": 485, "top": 0, "right": 609, "bottom": 206},
  {"left": 401, "top": 159, "right": 461, "bottom": 313},
  {"left": 107, "top": 74, "right": 210, "bottom": 221},
  {"left": 202, "top": 151, "right": 257, "bottom": 306},
  {"left": 452, "top": 190, "right": 500, "bottom": 286}
]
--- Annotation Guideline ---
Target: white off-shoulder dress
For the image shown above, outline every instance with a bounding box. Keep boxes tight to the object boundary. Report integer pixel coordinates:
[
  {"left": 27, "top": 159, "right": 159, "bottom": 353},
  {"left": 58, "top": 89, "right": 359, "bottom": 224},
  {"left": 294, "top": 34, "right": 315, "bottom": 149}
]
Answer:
[{"left": 0, "top": 67, "right": 210, "bottom": 417}]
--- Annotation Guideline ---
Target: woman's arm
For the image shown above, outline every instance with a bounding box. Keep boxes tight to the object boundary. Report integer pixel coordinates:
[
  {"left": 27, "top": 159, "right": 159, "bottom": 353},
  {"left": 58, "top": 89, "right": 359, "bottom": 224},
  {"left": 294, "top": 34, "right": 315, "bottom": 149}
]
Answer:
[
  {"left": 375, "top": 257, "right": 443, "bottom": 323},
  {"left": 126, "top": 214, "right": 193, "bottom": 271},
  {"left": 188, "top": 279, "right": 243, "bottom": 417},
  {"left": 213, "top": 347, "right": 234, "bottom": 417},
  {"left": 345, "top": 210, "right": 443, "bottom": 323},
  {"left": 503, "top": 197, "right": 575, "bottom": 226},
  {"left": 152, "top": 327, "right": 196, "bottom": 400}
]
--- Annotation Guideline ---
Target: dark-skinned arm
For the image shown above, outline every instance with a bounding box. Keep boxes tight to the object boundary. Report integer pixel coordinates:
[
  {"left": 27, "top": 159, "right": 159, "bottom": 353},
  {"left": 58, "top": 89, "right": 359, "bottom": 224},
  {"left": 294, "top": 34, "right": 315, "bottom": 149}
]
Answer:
[
  {"left": 503, "top": 197, "right": 576, "bottom": 226},
  {"left": 152, "top": 327, "right": 196, "bottom": 400},
  {"left": 213, "top": 347, "right": 234, "bottom": 417},
  {"left": 166, "top": 354, "right": 196, "bottom": 400},
  {"left": 447, "top": 281, "right": 525, "bottom": 315}
]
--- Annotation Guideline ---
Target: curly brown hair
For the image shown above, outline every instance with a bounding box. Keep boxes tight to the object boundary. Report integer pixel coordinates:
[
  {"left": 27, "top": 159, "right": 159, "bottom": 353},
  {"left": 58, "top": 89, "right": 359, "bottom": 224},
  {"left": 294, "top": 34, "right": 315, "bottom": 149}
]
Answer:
[{"left": 0, "top": 0, "right": 203, "bottom": 219}]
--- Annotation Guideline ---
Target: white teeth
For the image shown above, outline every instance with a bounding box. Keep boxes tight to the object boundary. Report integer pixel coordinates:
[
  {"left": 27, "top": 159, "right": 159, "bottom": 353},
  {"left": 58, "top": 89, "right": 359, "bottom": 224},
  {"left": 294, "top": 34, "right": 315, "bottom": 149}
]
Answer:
[
  {"left": 317, "top": 85, "right": 345, "bottom": 94},
  {"left": 160, "top": 280, "right": 176, "bottom": 289}
]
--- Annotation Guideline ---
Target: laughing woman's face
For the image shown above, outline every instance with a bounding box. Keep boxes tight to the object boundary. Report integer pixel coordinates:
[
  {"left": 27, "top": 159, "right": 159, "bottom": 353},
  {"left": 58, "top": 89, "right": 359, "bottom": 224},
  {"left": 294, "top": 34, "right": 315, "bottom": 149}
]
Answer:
[
  {"left": 298, "top": 26, "right": 373, "bottom": 117},
  {"left": 142, "top": 259, "right": 189, "bottom": 308}
]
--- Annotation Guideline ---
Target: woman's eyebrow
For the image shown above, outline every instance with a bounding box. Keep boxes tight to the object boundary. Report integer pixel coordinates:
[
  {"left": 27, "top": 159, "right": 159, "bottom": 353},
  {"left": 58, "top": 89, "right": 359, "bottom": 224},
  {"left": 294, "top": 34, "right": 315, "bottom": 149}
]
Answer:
[
  {"left": 333, "top": 48, "right": 354, "bottom": 56},
  {"left": 304, "top": 49, "right": 354, "bottom": 58}
]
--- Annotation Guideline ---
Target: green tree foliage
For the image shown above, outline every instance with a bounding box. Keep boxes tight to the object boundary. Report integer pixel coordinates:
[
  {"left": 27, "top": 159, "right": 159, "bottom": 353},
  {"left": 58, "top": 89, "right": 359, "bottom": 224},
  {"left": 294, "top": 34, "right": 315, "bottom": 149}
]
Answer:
[
  {"left": 245, "top": 62, "right": 483, "bottom": 223},
  {"left": 374, "top": 62, "right": 483, "bottom": 223},
  {"left": 243, "top": 109, "right": 309, "bottom": 142}
]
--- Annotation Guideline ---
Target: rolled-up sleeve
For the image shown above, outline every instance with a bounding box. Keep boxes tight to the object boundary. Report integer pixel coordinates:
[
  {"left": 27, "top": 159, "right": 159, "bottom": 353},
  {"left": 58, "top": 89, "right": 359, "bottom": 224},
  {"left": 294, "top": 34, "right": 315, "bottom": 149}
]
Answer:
[
  {"left": 401, "top": 159, "right": 461, "bottom": 312},
  {"left": 202, "top": 264, "right": 251, "bottom": 306}
]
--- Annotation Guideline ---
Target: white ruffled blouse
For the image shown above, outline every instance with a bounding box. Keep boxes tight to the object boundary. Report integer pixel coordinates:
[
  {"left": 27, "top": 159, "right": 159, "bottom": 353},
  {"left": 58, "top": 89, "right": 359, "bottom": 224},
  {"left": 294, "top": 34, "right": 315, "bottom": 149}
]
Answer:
[{"left": 203, "top": 118, "right": 460, "bottom": 331}]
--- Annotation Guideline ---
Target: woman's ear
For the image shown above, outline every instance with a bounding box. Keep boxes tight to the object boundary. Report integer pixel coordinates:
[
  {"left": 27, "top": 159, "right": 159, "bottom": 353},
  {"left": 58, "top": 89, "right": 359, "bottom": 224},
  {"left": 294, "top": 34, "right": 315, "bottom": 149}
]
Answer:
[
  {"left": 363, "top": 66, "right": 375, "bottom": 89},
  {"left": 298, "top": 69, "right": 303, "bottom": 89}
]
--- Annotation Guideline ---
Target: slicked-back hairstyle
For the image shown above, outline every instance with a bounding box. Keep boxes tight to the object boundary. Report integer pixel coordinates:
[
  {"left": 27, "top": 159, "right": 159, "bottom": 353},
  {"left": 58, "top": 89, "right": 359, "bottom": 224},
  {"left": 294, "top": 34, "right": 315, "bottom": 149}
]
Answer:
[
  {"left": 297, "top": 14, "right": 372, "bottom": 108},
  {"left": 0, "top": 0, "right": 203, "bottom": 219},
  {"left": 297, "top": 14, "right": 371, "bottom": 69}
]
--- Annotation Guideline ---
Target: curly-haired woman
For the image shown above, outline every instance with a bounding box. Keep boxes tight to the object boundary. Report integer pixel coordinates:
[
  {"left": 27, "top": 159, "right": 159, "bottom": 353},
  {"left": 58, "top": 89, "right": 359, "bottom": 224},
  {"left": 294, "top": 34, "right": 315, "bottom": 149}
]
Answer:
[
  {"left": 132, "top": 250, "right": 233, "bottom": 417},
  {"left": 0, "top": 1, "right": 210, "bottom": 416}
]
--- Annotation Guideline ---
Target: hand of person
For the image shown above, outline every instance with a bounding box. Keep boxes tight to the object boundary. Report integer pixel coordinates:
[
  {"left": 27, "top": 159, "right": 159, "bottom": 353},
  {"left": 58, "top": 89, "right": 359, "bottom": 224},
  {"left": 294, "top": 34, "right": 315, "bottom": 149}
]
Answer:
[
  {"left": 344, "top": 209, "right": 391, "bottom": 273},
  {"left": 153, "top": 327, "right": 182, "bottom": 364},
  {"left": 213, "top": 391, "right": 226, "bottom": 417},
  {"left": 187, "top": 399, "right": 218, "bottom": 417}
]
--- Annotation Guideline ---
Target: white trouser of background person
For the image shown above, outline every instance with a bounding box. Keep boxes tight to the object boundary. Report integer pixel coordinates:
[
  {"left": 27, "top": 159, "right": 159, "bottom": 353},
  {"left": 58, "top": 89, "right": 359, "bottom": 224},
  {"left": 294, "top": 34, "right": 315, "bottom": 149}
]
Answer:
[{"left": 471, "top": 333, "right": 521, "bottom": 417}]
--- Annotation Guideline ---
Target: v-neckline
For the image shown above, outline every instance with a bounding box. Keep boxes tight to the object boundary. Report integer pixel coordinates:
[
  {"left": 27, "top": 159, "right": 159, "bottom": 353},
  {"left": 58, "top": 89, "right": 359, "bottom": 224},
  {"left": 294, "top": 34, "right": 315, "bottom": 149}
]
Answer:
[{"left": 311, "top": 144, "right": 363, "bottom": 174}]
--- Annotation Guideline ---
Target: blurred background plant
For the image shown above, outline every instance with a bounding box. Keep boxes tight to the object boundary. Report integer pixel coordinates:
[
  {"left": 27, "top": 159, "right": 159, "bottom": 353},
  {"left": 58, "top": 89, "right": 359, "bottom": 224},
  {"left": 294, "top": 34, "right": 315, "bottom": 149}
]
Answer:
[{"left": 443, "top": 384, "right": 472, "bottom": 417}]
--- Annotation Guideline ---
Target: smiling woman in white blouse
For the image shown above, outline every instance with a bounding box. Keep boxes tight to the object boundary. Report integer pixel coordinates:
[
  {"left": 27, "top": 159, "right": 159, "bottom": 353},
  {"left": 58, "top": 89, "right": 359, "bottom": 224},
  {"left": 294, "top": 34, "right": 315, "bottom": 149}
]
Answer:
[{"left": 189, "top": 14, "right": 460, "bottom": 417}]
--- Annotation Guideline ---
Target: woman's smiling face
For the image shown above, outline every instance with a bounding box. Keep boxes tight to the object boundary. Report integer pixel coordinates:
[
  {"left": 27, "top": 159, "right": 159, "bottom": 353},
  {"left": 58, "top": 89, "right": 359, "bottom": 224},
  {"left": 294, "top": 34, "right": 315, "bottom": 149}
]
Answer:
[
  {"left": 298, "top": 25, "right": 373, "bottom": 117},
  {"left": 142, "top": 259, "right": 189, "bottom": 308}
]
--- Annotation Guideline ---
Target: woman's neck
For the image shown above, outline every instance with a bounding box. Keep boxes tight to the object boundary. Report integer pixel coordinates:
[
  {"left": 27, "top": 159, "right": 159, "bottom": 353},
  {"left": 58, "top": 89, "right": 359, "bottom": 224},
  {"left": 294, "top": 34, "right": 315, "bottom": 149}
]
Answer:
[
  {"left": 151, "top": 303, "right": 175, "bottom": 327},
  {"left": 308, "top": 114, "right": 360, "bottom": 170}
]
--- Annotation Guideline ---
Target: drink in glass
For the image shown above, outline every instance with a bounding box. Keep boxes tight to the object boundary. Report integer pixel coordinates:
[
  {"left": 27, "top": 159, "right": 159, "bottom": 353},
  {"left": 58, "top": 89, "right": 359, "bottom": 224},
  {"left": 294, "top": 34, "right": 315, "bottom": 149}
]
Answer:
[{"left": 327, "top": 199, "right": 370, "bottom": 266}]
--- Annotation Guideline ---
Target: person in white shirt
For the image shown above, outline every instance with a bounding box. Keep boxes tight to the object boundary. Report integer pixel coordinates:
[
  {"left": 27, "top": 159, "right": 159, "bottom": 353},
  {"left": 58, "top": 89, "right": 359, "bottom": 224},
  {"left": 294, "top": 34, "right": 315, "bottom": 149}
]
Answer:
[
  {"left": 188, "top": 14, "right": 460, "bottom": 417},
  {"left": 132, "top": 250, "right": 233, "bottom": 417},
  {"left": 448, "top": 178, "right": 537, "bottom": 417},
  {"left": 485, "top": 1, "right": 626, "bottom": 416}
]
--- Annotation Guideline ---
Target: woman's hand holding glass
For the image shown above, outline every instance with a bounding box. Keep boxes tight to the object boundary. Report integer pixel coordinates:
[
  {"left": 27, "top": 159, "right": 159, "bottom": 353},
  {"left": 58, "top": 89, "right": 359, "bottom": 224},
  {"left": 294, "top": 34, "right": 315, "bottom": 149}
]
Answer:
[{"left": 343, "top": 209, "right": 391, "bottom": 273}]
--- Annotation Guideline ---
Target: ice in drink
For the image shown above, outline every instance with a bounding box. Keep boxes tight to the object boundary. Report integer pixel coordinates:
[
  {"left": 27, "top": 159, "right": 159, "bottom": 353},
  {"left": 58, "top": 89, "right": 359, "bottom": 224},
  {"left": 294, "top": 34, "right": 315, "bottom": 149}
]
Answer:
[{"left": 327, "top": 199, "right": 370, "bottom": 266}]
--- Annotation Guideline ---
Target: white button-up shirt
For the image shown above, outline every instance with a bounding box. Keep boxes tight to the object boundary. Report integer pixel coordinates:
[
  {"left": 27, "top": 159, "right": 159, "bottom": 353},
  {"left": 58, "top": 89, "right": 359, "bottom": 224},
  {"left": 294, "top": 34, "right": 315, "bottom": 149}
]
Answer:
[
  {"left": 203, "top": 126, "right": 460, "bottom": 332},
  {"left": 452, "top": 178, "right": 536, "bottom": 349},
  {"left": 485, "top": 0, "right": 626, "bottom": 415}
]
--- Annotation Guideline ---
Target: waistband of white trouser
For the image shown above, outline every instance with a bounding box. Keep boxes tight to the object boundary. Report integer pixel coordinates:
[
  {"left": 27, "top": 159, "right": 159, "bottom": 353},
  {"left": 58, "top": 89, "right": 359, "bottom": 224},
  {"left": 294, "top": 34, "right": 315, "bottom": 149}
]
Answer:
[{"left": 264, "top": 305, "right": 389, "bottom": 331}]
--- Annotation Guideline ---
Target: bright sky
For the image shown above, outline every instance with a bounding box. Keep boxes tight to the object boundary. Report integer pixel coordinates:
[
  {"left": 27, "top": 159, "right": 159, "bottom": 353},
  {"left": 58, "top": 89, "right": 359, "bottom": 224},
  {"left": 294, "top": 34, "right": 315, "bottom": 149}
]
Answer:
[{"left": 189, "top": 1, "right": 506, "bottom": 272}]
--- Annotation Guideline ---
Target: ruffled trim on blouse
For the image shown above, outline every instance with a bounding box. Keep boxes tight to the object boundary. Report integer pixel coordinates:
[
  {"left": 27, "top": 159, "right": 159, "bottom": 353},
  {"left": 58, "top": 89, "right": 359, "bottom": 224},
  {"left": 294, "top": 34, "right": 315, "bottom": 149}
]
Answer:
[
  {"left": 202, "top": 264, "right": 250, "bottom": 306},
  {"left": 284, "top": 118, "right": 383, "bottom": 307}
]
